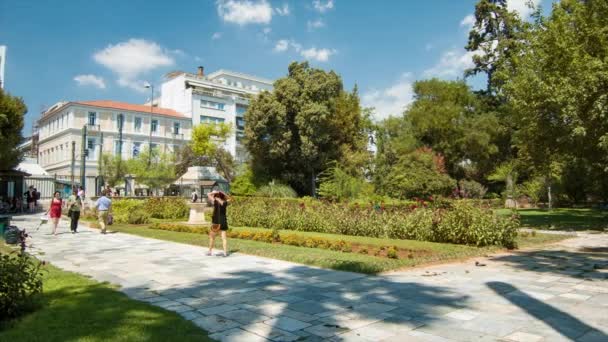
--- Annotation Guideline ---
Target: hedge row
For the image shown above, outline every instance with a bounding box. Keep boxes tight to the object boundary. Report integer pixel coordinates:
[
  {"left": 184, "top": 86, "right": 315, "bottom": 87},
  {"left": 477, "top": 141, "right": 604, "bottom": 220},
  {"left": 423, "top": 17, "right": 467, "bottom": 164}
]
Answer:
[
  {"left": 228, "top": 198, "right": 519, "bottom": 248},
  {"left": 83, "top": 198, "right": 189, "bottom": 224},
  {"left": 149, "top": 224, "right": 402, "bottom": 259}
]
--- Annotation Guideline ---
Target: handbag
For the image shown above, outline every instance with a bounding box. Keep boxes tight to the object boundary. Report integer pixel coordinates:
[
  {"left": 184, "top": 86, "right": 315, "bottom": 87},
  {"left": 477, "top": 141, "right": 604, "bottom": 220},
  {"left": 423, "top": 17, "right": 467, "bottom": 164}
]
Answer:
[
  {"left": 107, "top": 214, "right": 114, "bottom": 225},
  {"left": 210, "top": 224, "right": 221, "bottom": 233}
]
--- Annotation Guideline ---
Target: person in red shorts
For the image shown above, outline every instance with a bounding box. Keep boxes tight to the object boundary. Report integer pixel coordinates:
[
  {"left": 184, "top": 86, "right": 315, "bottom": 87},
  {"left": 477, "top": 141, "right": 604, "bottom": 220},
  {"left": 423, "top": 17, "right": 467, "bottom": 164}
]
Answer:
[{"left": 46, "top": 191, "right": 63, "bottom": 236}]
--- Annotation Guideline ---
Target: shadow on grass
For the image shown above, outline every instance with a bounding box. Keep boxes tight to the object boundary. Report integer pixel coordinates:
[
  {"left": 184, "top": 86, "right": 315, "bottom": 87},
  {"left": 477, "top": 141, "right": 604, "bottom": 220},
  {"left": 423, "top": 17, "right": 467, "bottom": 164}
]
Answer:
[
  {"left": 487, "top": 282, "right": 607, "bottom": 341},
  {"left": 0, "top": 278, "right": 211, "bottom": 342},
  {"left": 516, "top": 209, "right": 608, "bottom": 231},
  {"left": 490, "top": 249, "right": 608, "bottom": 280}
]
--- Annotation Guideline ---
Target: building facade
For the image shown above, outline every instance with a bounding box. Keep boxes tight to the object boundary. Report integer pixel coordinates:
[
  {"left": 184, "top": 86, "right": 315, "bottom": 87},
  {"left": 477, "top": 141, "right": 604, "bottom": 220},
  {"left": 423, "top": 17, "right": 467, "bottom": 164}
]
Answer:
[
  {"left": 159, "top": 67, "right": 273, "bottom": 163},
  {"left": 36, "top": 100, "right": 191, "bottom": 191}
]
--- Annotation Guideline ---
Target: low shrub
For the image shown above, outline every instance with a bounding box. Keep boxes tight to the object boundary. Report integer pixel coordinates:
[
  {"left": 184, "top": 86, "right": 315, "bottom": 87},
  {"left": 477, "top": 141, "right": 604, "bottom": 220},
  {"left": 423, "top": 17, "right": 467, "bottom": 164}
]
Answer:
[
  {"left": 229, "top": 197, "right": 519, "bottom": 247},
  {"left": 111, "top": 199, "right": 145, "bottom": 224},
  {"left": 386, "top": 246, "right": 398, "bottom": 259},
  {"left": 127, "top": 210, "right": 151, "bottom": 224},
  {"left": 145, "top": 197, "right": 189, "bottom": 219},
  {"left": 0, "top": 252, "right": 44, "bottom": 320}
]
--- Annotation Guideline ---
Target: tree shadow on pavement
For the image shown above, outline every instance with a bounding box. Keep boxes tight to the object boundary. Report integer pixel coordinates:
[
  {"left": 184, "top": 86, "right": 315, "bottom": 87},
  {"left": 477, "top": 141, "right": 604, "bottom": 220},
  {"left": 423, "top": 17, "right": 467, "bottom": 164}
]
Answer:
[
  {"left": 487, "top": 281, "right": 607, "bottom": 341},
  {"left": 489, "top": 249, "right": 608, "bottom": 280},
  {"left": 129, "top": 265, "right": 471, "bottom": 341}
]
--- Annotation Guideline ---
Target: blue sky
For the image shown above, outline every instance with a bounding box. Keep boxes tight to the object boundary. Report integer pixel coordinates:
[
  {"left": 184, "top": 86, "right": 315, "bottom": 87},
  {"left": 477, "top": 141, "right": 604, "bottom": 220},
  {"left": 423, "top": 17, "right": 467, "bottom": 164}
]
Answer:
[{"left": 1, "top": 0, "right": 543, "bottom": 134}]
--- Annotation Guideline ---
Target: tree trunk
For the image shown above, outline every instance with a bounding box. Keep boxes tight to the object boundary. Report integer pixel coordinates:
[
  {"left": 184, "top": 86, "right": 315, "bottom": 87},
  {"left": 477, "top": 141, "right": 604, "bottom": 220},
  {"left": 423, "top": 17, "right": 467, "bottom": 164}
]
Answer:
[
  {"left": 547, "top": 183, "right": 553, "bottom": 211},
  {"left": 311, "top": 168, "right": 316, "bottom": 198}
]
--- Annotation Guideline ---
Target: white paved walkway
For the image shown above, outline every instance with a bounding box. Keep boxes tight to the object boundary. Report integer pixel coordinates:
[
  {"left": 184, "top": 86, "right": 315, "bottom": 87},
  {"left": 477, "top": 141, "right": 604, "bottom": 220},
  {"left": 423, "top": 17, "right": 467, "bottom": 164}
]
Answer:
[{"left": 10, "top": 214, "right": 608, "bottom": 341}]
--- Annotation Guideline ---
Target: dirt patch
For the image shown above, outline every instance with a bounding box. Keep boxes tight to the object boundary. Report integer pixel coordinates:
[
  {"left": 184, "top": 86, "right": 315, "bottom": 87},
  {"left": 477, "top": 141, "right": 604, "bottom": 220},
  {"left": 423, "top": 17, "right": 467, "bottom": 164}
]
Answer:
[{"left": 349, "top": 242, "right": 434, "bottom": 259}]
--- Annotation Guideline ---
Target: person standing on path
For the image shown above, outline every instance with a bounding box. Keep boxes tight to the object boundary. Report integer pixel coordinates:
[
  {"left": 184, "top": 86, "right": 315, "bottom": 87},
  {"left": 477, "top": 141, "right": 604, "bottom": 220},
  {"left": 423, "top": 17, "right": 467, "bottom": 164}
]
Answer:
[
  {"left": 24, "top": 186, "right": 35, "bottom": 212},
  {"left": 95, "top": 189, "right": 112, "bottom": 234},
  {"left": 46, "top": 191, "right": 63, "bottom": 235},
  {"left": 206, "top": 191, "right": 230, "bottom": 257},
  {"left": 67, "top": 189, "right": 82, "bottom": 233},
  {"left": 191, "top": 190, "right": 198, "bottom": 203}
]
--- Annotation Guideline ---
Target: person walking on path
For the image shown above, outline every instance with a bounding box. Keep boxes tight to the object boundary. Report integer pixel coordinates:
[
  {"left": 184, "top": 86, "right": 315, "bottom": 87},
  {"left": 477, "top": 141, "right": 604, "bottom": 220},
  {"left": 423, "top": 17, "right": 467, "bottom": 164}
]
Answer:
[
  {"left": 46, "top": 191, "right": 63, "bottom": 235},
  {"left": 206, "top": 191, "right": 230, "bottom": 257},
  {"left": 191, "top": 190, "right": 198, "bottom": 203},
  {"left": 95, "top": 189, "right": 112, "bottom": 234},
  {"left": 67, "top": 189, "right": 82, "bottom": 233},
  {"left": 24, "top": 186, "right": 35, "bottom": 212}
]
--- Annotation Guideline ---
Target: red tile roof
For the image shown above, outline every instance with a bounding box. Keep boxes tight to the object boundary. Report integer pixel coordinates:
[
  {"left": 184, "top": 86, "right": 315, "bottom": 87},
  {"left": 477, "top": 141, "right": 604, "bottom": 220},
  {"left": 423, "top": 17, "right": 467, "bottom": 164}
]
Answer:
[{"left": 74, "top": 100, "right": 188, "bottom": 119}]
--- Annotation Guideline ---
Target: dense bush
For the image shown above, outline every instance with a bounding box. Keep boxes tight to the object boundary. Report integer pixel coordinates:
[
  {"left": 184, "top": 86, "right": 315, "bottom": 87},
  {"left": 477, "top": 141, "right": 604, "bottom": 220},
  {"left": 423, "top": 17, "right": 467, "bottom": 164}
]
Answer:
[
  {"left": 145, "top": 197, "right": 189, "bottom": 219},
  {"left": 107, "top": 197, "right": 189, "bottom": 223},
  {"left": 458, "top": 179, "right": 488, "bottom": 199},
  {"left": 229, "top": 197, "right": 518, "bottom": 247},
  {"left": 255, "top": 181, "right": 298, "bottom": 198},
  {"left": 0, "top": 252, "right": 44, "bottom": 320},
  {"left": 230, "top": 165, "right": 259, "bottom": 196},
  {"left": 318, "top": 164, "right": 373, "bottom": 201}
]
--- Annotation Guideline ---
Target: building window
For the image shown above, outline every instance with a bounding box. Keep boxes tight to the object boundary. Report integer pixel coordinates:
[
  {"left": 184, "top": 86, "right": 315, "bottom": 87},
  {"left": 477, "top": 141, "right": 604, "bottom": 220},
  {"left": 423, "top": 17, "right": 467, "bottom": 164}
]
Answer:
[
  {"left": 236, "top": 104, "right": 248, "bottom": 116},
  {"left": 173, "top": 122, "right": 180, "bottom": 134},
  {"left": 134, "top": 117, "right": 142, "bottom": 132},
  {"left": 236, "top": 117, "right": 245, "bottom": 130},
  {"left": 114, "top": 140, "right": 123, "bottom": 156},
  {"left": 88, "top": 112, "right": 97, "bottom": 126},
  {"left": 87, "top": 138, "right": 95, "bottom": 159},
  {"left": 151, "top": 119, "right": 158, "bottom": 133},
  {"left": 132, "top": 142, "right": 141, "bottom": 157},
  {"left": 200, "top": 100, "right": 225, "bottom": 111},
  {"left": 200, "top": 115, "right": 225, "bottom": 125}
]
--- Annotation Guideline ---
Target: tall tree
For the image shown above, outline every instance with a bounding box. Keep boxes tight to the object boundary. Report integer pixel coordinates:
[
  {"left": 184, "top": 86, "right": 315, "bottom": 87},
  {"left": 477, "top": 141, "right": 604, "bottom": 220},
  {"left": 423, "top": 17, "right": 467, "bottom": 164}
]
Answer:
[
  {"left": 405, "top": 79, "right": 501, "bottom": 180},
  {"left": 504, "top": 0, "right": 608, "bottom": 204},
  {"left": 0, "top": 89, "right": 27, "bottom": 169},
  {"left": 465, "top": 0, "right": 530, "bottom": 95},
  {"left": 189, "top": 122, "right": 235, "bottom": 182},
  {"left": 245, "top": 62, "right": 367, "bottom": 195}
]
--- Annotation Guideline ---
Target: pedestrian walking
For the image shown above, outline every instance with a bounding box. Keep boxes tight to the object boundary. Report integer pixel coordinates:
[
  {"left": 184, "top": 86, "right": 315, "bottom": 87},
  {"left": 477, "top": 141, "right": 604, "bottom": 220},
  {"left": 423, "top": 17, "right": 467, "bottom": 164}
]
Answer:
[
  {"left": 46, "top": 191, "right": 63, "bottom": 235},
  {"left": 67, "top": 189, "right": 82, "bottom": 233},
  {"left": 206, "top": 190, "right": 230, "bottom": 257},
  {"left": 191, "top": 190, "right": 198, "bottom": 203},
  {"left": 24, "top": 186, "right": 35, "bottom": 212},
  {"left": 95, "top": 189, "right": 112, "bottom": 234}
]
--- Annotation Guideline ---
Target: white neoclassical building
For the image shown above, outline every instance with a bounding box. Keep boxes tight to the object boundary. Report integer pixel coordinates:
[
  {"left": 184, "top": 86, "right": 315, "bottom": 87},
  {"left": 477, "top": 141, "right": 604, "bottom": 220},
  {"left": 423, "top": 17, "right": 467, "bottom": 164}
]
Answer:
[
  {"left": 36, "top": 100, "right": 192, "bottom": 191},
  {"left": 159, "top": 67, "right": 274, "bottom": 163}
]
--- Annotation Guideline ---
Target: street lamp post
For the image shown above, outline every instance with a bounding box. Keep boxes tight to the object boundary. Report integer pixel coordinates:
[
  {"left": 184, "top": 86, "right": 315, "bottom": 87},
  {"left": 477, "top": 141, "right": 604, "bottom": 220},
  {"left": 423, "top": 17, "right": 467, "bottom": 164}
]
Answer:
[{"left": 144, "top": 83, "right": 154, "bottom": 167}]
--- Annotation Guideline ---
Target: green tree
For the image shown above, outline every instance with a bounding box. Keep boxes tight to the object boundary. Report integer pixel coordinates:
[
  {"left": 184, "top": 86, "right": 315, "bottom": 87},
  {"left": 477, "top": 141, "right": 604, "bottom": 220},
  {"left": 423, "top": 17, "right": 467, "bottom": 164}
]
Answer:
[
  {"left": 100, "top": 153, "right": 128, "bottom": 187},
  {"left": 0, "top": 89, "right": 27, "bottom": 169},
  {"left": 245, "top": 62, "right": 367, "bottom": 195},
  {"left": 382, "top": 148, "right": 456, "bottom": 200},
  {"left": 405, "top": 79, "right": 501, "bottom": 180},
  {"left": 189, "top": 123, "right": 235, "bottom": 182},
  {"left": 127, "top": 147, "right": 176, "bottom": 194},
  {"left": 229, "top": 164, "right": 260, "bottom": 196},
  {"left": 504, "top": 0, "right": 608, "bottom": 205},
  {"left": 465, "top": 0, "right": 531, "bottom": 94}
]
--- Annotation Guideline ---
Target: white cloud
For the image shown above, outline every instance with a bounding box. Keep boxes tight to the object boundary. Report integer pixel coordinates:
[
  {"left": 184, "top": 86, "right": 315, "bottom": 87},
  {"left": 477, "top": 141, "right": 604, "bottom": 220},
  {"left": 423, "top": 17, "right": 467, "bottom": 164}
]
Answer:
[
  {"left": 274, "top": 39, "right": 290, "bottom": 52},
  {"left": 312, "top": 0, "right": 334, "bottom": 13},
  {"left": 362, "top": 73, "right": 414, "bottom": 121},
  {"left": 423, "top": 49, "right": 479, "bottom": 79},
  {"left": 301, "top": 47, "right": 336, "bottom": 62},
  {"left": 74, "top": 74, "right": 106, "bottom": 89},
  {"left": 217, "top": 0, "right": 273, "bottom": 25},
  {"left": 275, "top": 3, "right": 289, "bottom": 16},
  {"left": 307, "top": 19, "right": 325, "bottom": 30},
  {"left": 93, "top": 38, "right": 174, "bottom": 92},
  {"left": 507, "top": 0, "right": 541, "bottom": 18},
  {"left": 212, "top": 32, "right": 222, "bottom": 40},
  {"left": 460, "top": 14, "right": 475, "bottom": 29}
]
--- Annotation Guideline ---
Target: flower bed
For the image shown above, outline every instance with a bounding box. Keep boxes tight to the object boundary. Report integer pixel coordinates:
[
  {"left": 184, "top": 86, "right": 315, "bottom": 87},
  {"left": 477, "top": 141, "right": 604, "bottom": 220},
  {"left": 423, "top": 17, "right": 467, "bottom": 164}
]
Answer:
[
  {"left": 228, "top": 197, "right": 518, "bottom": 248},
  {"left": 148, "top": 223, "right": 436, "bottom": 259}
]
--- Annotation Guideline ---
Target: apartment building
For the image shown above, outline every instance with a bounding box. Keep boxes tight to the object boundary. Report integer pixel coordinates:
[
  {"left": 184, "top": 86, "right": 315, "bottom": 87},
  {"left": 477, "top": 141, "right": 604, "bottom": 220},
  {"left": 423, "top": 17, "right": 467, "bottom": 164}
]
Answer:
[
  {"left": 36, "top": 100, "right": 191, "bottom": 190},
  {"left": 159, "top": 67, "right": 273, "bottom": 163}
]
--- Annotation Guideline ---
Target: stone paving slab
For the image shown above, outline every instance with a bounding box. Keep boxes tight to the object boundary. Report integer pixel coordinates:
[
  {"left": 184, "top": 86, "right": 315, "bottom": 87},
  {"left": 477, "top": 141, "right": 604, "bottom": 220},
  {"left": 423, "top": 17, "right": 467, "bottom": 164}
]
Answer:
[{"left": 11, "top": 214, "right": 608, "bottom": 341}]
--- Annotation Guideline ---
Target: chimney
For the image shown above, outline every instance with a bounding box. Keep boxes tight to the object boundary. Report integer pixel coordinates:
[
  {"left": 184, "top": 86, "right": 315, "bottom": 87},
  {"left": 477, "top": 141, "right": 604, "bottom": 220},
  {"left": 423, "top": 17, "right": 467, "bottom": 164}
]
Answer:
[{"left": 197, "top": 66, "right": 204, "bottom": 77}]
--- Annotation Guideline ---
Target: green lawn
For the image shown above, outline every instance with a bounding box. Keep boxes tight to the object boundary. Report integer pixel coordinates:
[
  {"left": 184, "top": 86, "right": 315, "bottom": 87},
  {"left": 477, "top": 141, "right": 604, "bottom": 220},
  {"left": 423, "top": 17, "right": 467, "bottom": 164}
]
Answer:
[
  {"left": 0, "top": 244, "right": 212, "bottom": 342},
  {"left": 495, "top": 208, "right": 608, "bottom": 231},
  {"left": 86, "top": 220, "right": 568, "bottom": 274}
]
